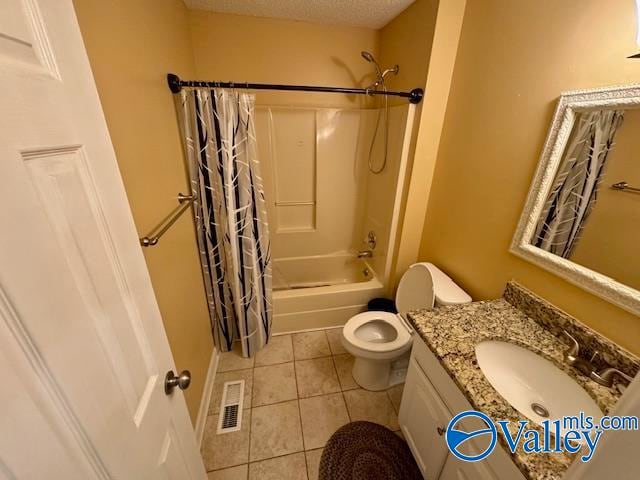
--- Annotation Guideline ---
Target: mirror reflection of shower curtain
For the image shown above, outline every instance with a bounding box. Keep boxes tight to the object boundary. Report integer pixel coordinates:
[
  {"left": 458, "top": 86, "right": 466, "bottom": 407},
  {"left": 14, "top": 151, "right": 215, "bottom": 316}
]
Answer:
[
  {"left": 180, "top": 88, "right": 272, "bottom": 357},
  {"left": 534, "top": 109, "right": 624, "bottom": 258}
]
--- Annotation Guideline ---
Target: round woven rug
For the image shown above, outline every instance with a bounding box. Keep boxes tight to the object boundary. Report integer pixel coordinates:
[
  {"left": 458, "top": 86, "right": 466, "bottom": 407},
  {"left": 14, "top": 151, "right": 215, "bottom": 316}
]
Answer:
[{"left": 319, "top": 421, "right": 422, "bottom": 480}]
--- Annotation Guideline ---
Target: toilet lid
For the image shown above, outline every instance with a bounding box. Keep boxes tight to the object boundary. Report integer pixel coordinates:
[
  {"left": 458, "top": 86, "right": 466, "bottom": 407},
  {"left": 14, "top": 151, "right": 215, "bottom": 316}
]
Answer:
[{"left": 395, "top": 263, "right": 435, "bottom": 314}]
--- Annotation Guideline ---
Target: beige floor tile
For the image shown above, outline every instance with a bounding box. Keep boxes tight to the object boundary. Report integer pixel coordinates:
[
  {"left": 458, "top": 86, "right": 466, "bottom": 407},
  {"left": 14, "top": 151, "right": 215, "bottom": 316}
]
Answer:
[
  {"left": 387, "top": 383, "right": 404, "bottom": 413},
  {"left": 252, "top": 362, "right": 297, "bottom": 406},
  {"left": 202, "top": 410, "right": 251, "bottom": 471},
  {"left": 255, "top": 335, "right": 294, "bottom": 366},
  {"left": 209, "top": 369, "right": 253, "bottom": 415},
  {"left": 332, "top": 354, "right": 358, "bottom": 391},
  {"left": 343, "top": 389, "right": 399, "bottom": 431},
  {"left": 325, "top": 327, "right": 346, "bottom": 355},
  {"left": 248, "top": 452, "right": 307, "bottom": 480},
  {"left": 299, "top": 393, "right": 350, "bottom": 450},
  {"left": 208, "top": 464, "right": 248, "bottom": 480},
  {"left": 292, "top": 331, "right": 331, "bottom": 360},
  {"left": 250, "top": 400, "right": 303, "bottom": 461},
  {"left": 305, "top": 449, "right": 323, "bottom": 480},
  {"left": 295, "top": 357, "right": 340, "bottom": 398},
  {"left": 218, "top": 343, "right": 255, "bottom": 372}
]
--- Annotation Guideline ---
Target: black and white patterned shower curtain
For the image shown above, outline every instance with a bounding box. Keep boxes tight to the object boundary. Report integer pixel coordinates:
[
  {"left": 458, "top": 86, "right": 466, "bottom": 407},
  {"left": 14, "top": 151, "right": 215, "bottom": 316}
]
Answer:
[
  {"left": 180, "top": 89, "right": 271, "bottom": 356},
  {"left": 533, "top": 109, "right": 624, "bottom": 258}
]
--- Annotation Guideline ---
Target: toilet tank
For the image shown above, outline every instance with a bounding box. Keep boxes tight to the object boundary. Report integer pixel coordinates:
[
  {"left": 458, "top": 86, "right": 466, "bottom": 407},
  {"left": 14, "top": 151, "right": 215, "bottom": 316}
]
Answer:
[
  {"left": 395, "top": 263, "right": 471, "bottom": 314},
  {"left": 421, "top": 263, "right": 472, "bottom": 306}
]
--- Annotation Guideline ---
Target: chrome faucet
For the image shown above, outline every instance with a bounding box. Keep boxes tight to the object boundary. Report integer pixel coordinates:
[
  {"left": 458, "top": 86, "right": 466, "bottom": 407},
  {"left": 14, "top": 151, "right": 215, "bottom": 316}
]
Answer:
[
  {"left": 590, "top": 367, "right": 635, "bottom": 388},
  {"left": 562, "top": 330, "right": 635, "bottom": 388},
  {"left": 562, "top": 331, "right": 595, "bottom": 376},
  {"left": 357, "top": 250, "right": 373, "bottom": 258}
]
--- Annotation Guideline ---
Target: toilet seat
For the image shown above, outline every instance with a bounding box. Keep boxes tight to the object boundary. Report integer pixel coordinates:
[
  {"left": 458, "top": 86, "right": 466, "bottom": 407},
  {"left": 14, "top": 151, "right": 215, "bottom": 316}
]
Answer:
[
  {"left": 341, "top": 262, "right": 470, "bottom": 390},
  {"left": 342, "top": 263, "right": 435, "bottom": 361},
  {"left": 342, "top": 311, "right": 412, "bottom": 355}
]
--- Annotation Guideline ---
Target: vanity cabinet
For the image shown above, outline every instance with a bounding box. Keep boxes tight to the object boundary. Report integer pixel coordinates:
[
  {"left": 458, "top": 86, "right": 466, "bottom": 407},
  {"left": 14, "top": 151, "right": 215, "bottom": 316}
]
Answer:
[
  {"left": 399, "top": 337, "right": 526, "bottom": 480},
  {"left": 439, "top": 454, "right": 499, "bottom": 480},
  {"left": 400, "top": 358, "right": 451, "bottom": 478}
]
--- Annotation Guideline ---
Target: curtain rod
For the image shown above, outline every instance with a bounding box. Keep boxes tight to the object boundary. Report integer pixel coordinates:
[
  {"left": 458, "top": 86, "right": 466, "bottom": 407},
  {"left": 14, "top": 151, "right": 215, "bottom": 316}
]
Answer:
[{"left": 167, "top": 73, "right": 424, "bottom": 104}]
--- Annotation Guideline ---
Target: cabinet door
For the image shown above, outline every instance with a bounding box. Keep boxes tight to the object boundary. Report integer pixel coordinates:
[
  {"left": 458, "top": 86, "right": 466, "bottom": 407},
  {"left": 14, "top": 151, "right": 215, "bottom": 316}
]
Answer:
[
  {"left": 439, "top": 453, "right": 498, "bottom": 480},
  {"left": 399, "top": 358, "right": 452, "bottom": 479}
]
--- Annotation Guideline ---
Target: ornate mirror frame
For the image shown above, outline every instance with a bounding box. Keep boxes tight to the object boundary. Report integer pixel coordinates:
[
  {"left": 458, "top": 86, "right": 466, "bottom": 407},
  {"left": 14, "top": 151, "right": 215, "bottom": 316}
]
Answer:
[{"left": 511, "top": 83, "right": 640, "bottom": 316}]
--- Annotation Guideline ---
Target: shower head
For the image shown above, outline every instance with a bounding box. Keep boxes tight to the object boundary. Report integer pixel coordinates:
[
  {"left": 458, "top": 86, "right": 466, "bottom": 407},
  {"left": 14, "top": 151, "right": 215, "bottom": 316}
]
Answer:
[
  {"left": 361, "top": 50, "right": 382, "bottom": 78},
  {"left": 361, "top": 50, "right": 376, "bottom": 63}
]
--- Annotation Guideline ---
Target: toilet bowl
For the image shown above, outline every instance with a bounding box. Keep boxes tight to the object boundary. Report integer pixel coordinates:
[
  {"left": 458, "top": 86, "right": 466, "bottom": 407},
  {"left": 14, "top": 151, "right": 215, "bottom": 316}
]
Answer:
[{"left": 341, "top": 262, "right": 471, "bottom": 391}]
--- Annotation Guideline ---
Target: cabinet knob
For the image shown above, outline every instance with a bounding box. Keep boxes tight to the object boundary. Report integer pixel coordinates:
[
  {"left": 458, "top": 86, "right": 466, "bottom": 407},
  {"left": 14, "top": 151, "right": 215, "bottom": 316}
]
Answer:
[{"left": 437, "top": 427, "right": 445, "bottom": 436}]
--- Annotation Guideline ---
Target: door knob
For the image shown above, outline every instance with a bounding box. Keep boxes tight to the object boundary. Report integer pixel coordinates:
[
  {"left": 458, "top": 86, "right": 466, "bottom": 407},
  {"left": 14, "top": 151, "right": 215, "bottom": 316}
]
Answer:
[{"left": 165, "top": 370, "right": 191, "bottom": 395}]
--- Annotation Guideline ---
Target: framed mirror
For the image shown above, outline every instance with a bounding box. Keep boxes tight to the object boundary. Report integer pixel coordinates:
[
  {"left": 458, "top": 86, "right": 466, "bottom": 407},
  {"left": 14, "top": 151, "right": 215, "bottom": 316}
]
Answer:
[{"left": 511, "top": 84, "right": 640, "bottom": 315}]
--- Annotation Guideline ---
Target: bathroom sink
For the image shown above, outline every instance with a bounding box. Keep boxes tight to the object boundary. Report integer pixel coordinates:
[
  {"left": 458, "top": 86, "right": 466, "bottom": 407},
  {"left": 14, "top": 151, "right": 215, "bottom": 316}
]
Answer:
[{"left": 475, "top": 341, "right": 602, "bottom": 437}]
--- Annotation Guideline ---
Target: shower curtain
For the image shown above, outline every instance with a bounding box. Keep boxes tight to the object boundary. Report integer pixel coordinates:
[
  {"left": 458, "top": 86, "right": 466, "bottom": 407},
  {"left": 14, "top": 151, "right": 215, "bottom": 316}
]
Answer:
[
  {"left": 533, "top": 109, "right": 624, "bottom": 258},
  {"left": 180, "top": 88, "right": 272, "bottom": 356}
]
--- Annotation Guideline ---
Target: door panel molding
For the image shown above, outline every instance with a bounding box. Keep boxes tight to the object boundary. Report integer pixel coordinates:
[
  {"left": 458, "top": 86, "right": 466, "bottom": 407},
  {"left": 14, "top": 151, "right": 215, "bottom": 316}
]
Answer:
[
  {"left": 0, "top": 0, "right": 60, "bottom": 77},
  {"left": 0, "top": 285, "right": 111, "bottom": 479}
]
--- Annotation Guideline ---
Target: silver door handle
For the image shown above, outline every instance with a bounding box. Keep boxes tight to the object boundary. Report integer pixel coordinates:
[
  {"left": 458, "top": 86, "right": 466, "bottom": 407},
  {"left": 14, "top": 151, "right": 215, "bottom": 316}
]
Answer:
[{"left": 165, "top": 370, "right": 191, "bottom": 395}]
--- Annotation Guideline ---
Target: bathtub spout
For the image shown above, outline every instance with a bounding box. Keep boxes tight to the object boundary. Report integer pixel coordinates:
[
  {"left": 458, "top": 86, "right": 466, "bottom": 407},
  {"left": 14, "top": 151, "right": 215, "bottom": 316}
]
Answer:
[{"left": 357, "top": 250, "right": 373, "bottom": 258}]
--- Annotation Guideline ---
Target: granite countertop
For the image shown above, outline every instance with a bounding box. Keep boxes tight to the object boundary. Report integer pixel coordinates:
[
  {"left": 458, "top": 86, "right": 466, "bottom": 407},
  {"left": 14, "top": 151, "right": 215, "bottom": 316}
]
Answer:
[{"left": 406, "top": 282, "right": 638, "bottom": 480}]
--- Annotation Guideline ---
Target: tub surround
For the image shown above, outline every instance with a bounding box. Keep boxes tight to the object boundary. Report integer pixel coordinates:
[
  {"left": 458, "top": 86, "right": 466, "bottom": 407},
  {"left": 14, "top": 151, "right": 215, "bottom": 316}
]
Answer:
[
  {"left": 272, "top": 255, "right": 383, "bottom": 334},
  {"left": 407, "top": 281, "right": 639, "bottom": 480}
]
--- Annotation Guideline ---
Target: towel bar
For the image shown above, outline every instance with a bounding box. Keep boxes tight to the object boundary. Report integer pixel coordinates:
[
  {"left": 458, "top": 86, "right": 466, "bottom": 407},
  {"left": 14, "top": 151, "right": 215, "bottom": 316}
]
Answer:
[{"left": 140, "top": 193, "right": 196, "bottom": 247}]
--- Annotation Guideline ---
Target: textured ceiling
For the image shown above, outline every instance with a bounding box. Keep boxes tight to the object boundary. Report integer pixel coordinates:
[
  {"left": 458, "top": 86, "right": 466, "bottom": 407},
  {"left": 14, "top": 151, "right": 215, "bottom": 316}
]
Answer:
[{"left": 182, "top": 0, "right": 415, "bottom": 29}]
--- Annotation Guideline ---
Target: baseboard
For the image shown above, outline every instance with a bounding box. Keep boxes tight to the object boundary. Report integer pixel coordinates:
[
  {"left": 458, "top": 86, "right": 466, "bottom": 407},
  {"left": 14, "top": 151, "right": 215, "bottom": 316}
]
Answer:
[
  {"left": 194, "top": 347, "right": 219, "bottom": 446},
  {"left": 273, "top": 324, "right": 346, "bottom": 336}
]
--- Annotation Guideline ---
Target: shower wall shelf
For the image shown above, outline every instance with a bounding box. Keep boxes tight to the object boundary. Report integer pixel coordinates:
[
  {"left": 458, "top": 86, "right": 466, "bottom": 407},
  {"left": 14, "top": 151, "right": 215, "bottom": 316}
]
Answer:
[
  {"left": 166, "top": 73, "right": 424, "bottom": 104},
  {"left": 140, "top": 193, "right": 196, "bottom": 247}
]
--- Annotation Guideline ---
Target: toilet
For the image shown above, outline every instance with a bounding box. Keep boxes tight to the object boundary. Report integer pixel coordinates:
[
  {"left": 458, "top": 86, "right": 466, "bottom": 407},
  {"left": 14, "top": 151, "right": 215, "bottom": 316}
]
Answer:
[{"left": 341, "top": 263, "right": 471, "bottom": 391}]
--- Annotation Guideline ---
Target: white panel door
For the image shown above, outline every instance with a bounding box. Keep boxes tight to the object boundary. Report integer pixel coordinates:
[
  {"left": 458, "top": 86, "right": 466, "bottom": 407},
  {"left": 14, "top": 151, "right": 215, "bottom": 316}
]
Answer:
[{"left": 0, "top": 1, "right": 207, "bottom": 479}]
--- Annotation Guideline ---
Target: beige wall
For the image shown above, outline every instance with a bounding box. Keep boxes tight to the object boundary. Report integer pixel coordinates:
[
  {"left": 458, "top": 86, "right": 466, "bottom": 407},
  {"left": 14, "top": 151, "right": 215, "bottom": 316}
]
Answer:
[
  {"left": 188, "top": 11, "right": 379, "bottom": 108},
  {"left": 391, "top": 0, "right": 466, "bottom": 289},
  {"left": 379, "top": 0, "right": 439, "bottom": 97},
  {"left": 419, "top": 0, "right": 640, "bottom": 355},
  {"left": 571, "top": 109, "right": 640, "bottom": 291},
  {"left": 375, "top": 0, "right": 441, "bottom": 288},
  {"left": 73, "top": 0, "right": 214, "bottom": 422}
]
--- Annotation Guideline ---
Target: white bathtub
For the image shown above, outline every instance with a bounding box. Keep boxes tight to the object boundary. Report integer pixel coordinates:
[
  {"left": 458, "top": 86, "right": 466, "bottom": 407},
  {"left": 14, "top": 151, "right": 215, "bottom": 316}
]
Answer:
[{"left": 272, "top": 253, "right": 385, "bottom": 333}]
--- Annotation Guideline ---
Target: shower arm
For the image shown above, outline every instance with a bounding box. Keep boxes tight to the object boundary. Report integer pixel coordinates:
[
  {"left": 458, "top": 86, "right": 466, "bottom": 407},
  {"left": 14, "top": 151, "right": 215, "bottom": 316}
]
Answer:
[{"left": 166, "top": 74, "right": 424, "bottom": 104}]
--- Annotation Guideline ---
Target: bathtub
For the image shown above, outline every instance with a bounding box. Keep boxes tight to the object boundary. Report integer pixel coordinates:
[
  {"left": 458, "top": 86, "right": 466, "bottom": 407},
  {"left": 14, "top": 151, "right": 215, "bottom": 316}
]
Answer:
[{"left": 272, "top": 253, "right": 385, "bottom": 334}]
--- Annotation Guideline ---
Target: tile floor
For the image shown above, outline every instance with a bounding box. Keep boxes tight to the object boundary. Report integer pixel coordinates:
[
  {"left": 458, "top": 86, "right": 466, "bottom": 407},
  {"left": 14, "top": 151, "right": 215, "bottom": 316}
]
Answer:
[{"left": 202, "top": 328, "right": 405, "bottom": 480}]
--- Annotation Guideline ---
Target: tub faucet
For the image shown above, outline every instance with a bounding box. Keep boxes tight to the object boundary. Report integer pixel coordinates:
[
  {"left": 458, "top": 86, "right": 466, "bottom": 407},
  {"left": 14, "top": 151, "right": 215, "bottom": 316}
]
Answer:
[{"left": 357, "top": 250, "right": 373, "bottom": 258}]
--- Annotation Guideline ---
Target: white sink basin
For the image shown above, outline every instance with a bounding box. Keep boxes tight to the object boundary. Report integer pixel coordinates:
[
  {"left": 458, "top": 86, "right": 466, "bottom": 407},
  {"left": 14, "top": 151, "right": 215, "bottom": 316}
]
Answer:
[{"left": 475, "top": 340, "right": 602, "bottom": 437}]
